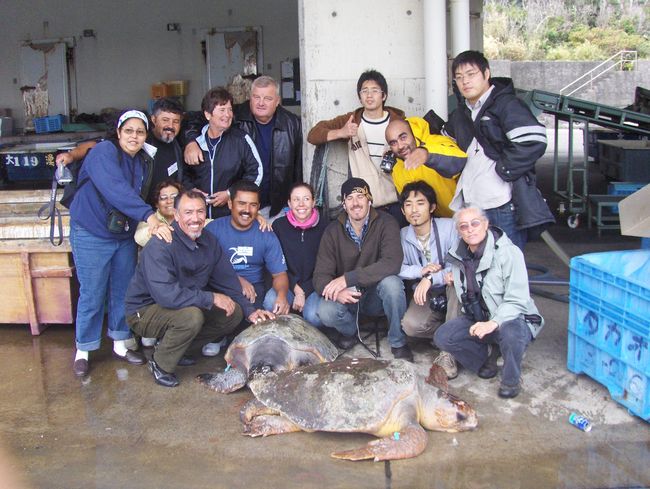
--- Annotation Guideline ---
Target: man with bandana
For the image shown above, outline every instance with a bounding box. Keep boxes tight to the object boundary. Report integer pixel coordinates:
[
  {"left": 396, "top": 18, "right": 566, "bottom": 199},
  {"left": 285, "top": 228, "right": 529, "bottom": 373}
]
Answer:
[{"left": 313, "top": 177, "right": 412, "bottom": 361}]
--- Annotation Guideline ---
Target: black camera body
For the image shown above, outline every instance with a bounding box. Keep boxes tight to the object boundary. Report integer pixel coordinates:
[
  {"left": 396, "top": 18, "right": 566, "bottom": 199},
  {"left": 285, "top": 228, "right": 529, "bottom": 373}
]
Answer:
[
  {"left": 461, "top": 292, "right": 487, "bottom": 322},
  {"left": 380, "top": 152, "right": 397, "bottom": 173},
  {"left": 428, "top": 285, "right": 448, "bottom": 314}
]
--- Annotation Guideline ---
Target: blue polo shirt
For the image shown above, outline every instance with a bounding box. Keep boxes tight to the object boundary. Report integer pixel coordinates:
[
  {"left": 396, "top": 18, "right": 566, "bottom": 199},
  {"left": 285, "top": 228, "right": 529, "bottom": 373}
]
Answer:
[{"left": 205, "top": 216, "right": 286, "bottom": 285}]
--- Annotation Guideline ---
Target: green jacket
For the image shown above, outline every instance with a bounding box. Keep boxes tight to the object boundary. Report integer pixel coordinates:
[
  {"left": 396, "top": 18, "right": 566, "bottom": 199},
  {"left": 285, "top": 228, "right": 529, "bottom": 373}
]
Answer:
[
  {"left": 447, "top": 227, "right": 544, "bottom": 338},
  {"left": 313, "top": 207, "right": 403, "bottom": 294}
]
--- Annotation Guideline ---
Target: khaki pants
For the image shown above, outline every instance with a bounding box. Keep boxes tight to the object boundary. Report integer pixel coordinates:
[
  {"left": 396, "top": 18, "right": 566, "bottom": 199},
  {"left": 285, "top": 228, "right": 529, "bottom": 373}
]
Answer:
[
  {"left": 126, "top": 303, "right": 242, "bottom": 372},
  {"left": 401, "top": 284, "right": 460, "bottom": 338}
]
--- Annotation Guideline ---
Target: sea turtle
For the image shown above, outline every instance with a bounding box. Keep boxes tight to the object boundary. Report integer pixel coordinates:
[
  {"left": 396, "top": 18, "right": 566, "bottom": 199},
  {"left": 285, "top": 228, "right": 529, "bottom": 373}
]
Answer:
[
  {"left": 240, "top": 357, "right": 478, "bottom": 461},
  {"left": 196, "top": 314, "right": 338, "bottom": 393}
]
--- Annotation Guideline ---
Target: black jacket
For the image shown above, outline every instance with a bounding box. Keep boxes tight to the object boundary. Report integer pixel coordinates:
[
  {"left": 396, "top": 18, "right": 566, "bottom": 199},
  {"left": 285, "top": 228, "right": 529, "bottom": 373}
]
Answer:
[
  {"left": 185, "top": 102, "right": 303, "bottom": 216},
  {"left": 272, "top": 213, "right": 328, "bottom": 297},
  {"left": 182, "top": 124, "right": 263, "bottom": 218},
  {"left": 444, "top": 77, "right": 554, "bottom": 236}
]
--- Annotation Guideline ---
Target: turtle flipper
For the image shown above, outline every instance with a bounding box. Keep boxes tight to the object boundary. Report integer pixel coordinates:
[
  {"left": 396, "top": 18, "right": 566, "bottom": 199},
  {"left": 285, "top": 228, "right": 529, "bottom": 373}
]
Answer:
[
  {"left": 331, "top": 424, "right": 428, "bottom": 461},
  {"left": 242, "top": 414, "right": 302, "bottom": 437},
  {"left": 196, "top": 368, "right": 247, "bottom": 393},
  {"left": 240, "top": 398, "right": 278, "bottom": 423}
]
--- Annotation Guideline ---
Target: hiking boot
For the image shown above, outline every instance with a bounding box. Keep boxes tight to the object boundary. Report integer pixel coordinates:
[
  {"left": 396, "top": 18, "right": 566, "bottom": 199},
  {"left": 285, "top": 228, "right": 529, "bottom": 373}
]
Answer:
[
  {"left": 478, "top": 344, "right": 500, "bottom": 379},
  {"left": 432, "top": 351, "right": 458, "bottom": 380}
]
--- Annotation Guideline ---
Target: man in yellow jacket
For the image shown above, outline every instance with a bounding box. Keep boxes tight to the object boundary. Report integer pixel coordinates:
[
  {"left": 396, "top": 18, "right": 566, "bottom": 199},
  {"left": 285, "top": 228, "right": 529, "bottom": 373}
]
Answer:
[{"left": 386, "top": 118, "right": 466, "bottom": 217}]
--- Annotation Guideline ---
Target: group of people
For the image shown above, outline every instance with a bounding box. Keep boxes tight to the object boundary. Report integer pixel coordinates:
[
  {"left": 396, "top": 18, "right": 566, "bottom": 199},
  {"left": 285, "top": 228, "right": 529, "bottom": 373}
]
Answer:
[{"left": 63, "top": 50, "right": 548, "bottom": 399}]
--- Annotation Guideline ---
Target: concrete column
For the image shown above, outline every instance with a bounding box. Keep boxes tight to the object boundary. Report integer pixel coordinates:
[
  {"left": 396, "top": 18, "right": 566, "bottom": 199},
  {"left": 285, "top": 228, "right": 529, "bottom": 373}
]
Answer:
[
  {"left": 423, "top": 0, "right": 448, "bottom": 118},
  {"left": 450, "top": 0, "right": 470, "bottom": 56}
]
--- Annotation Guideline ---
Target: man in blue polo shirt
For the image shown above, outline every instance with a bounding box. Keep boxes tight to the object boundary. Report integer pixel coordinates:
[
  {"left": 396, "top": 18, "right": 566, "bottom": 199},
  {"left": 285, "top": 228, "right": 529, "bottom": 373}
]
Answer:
[{"left": 205, "top": 180, "right": 290, "bottom": 318}]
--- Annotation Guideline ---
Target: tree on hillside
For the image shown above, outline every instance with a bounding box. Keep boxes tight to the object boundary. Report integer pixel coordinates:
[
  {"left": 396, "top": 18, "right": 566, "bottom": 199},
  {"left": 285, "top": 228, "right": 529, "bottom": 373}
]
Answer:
[{"left": 484, "top": 0, "right": 650, "bottom": 60}]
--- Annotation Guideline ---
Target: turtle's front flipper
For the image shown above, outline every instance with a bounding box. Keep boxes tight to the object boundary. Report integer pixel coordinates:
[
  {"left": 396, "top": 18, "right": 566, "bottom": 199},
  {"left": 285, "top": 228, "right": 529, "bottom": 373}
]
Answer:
[
  {"left": 331, "top": 424, "right": 428, "bottom": 461},
  {"left": 242, "top": 414, "right": 302, "bottom": 437},
  {"left": 196, "top": 368, "right": 247, "bottom": 393}
]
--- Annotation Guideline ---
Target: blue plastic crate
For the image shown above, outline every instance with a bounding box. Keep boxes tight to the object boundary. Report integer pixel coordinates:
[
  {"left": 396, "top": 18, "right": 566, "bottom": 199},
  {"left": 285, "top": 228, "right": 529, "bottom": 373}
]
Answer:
[
  {"left": 33, "top": 115, "right": 64, "bottom": 133},
  {"left": 607, "top": 181, "right": 646, "bottom": 214},
  {"left": 568, "top": 250, "right": 650, "bottom": 421}
]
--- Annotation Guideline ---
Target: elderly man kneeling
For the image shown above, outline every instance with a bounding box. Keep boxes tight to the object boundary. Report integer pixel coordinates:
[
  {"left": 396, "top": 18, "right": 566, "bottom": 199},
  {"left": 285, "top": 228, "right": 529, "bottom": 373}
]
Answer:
[{"left": 433, "top": 205, "right": 543, "bottom": 398}]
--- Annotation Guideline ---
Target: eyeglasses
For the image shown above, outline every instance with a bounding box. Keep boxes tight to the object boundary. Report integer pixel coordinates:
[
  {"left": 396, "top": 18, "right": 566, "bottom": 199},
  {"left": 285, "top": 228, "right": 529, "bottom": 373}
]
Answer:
[
  {"left": 453, "top": 70, "right": 482, "bottom": 83},
  {"left": 121, "top": 128, "right": 147, "bottom": 137},
  {"left": 454, "top": 70, "right": 481, "bottom": 83},
  {"left": 457, "top": 218, "right": 483, "bottom": 232},
  {"left": 360, "top": 88, "right": 382, "bottom": 95},
  {"left": 159, "top": 193, "right": 178, "bottom": 202}
]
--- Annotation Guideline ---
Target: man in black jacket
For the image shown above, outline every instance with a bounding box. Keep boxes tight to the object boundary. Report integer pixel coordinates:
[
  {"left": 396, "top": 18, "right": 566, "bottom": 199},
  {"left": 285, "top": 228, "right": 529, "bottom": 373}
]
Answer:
[
  {"left": 184, "top": 76, "right": 302, "bottom": 220},
  {"left": 125, "top": 190, "right": 274, "bottom": 387},
  {"left": 443, "top": 50, "right": 551, "bottom": 251}
]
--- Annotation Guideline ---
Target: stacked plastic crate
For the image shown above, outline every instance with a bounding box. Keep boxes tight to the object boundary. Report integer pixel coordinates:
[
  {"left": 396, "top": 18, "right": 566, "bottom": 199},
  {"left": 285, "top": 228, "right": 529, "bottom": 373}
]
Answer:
[{"left": 568, "top": 250, "right": 650, "bottom": 420}]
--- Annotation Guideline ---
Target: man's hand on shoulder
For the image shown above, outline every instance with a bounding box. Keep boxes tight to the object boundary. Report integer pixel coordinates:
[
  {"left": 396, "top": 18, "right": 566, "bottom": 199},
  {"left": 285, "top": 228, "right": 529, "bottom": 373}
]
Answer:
[
  {"left": 213, "top": 293, "right": 236, "bottom": 316},
  {"left": 403, "top": 147, "right": 429, "bottom": 170},
  {"left": 248, "top": 309, "right": 275, "bottom": 324},
  {"left": 184, "top": 140, "right": 204, "bottom": 165}
]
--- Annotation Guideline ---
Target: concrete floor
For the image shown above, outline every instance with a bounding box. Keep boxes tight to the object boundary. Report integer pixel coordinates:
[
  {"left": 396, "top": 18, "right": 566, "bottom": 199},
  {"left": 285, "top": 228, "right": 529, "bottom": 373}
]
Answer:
[{"left": 1, "top": 155, "right": 649, "bottom": 489}]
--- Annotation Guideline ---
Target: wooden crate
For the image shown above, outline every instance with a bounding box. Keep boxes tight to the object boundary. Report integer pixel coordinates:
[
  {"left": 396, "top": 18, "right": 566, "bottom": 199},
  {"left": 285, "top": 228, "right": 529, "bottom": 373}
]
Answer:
[{"left": 0, "top": 190, "right": 75, "bottom": 335}]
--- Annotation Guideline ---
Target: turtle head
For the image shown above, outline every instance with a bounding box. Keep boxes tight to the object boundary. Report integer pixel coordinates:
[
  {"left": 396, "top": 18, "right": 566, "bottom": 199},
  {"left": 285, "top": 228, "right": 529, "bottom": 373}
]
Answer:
[{"left": 419, "top": 380, "right": 478, "bottom": 432}]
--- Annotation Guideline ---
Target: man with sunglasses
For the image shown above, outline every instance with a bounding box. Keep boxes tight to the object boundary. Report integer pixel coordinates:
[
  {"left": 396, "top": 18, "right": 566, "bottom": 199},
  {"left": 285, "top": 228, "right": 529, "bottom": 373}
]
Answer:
[
  {"left": 443, "top": 50, "right": 550, "bottom": 251},
  {"left": 307, "top": 70, "right": 406, "bottom": 223},
  {"left": 433, "top": 206, "right": 544, "bottom": 398}
]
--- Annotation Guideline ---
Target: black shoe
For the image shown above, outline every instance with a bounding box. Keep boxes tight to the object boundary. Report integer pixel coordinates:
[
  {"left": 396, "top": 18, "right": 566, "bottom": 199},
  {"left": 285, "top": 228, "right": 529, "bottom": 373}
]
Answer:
[
  {"left": 73, "top": 358, "right": 89, "bottom": 377},
  {"left": 112, "top": 349, "right": 146, "bottom": 365},
  {"left": 498, "top": 383, "right": 521, "bottom": 399},
  {"left": 478, "top": 345, "right": 499, "bottom": 379},
  {"left": 148, "top": 359, "right": 179, "bottom": 387},
  {"left": 177, "top": 355, "right": 197, "bottom": 367},
  {"left": 391, "top": 344, "right": 414, "bottom": 362},
  {"left": 335, "top": 333, "right": 358, "bottom": 350}
]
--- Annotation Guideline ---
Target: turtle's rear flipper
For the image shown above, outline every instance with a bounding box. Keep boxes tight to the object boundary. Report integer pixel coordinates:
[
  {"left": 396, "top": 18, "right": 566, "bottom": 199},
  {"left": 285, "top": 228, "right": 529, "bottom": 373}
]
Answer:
[
  {"left": 242, "top": 414, "right": 301, "bottom": 437},
  {"left": 196, "top": 369, "right": 247, "bottom": 393},
  {"left": 331, "top": 424, "right": 428, "bottom": 461}
]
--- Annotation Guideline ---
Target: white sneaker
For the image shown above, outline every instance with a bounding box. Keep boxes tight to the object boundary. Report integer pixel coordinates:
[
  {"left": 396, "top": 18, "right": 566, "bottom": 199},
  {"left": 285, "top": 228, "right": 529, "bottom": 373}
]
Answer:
[
  {"left": 141, "top": 337, "right": 157, "bottom": 348},
  {"left": 433, "top": 351, "right": 458, "bottom": 380},
  {"left": 202, "top": 339, "right": 226, "bottom": 357}
]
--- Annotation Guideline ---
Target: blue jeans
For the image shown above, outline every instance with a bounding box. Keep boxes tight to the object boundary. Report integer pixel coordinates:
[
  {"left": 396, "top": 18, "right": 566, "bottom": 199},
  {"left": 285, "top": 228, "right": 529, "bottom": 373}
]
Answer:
[
  {"left": 318, "top": 275, "right": 407, "bottom": 348},
  {"left": 70, "top": 222, "right": 137, "bottom": 351},
  {"left": 485, "top": 201, "right": 526, "bottom": 252},
  {"left": 434, "top": 315, "right": 533, "bottom": 386},
  {"left": 263, "top": 289, "right": 323, "bottom": 327}
]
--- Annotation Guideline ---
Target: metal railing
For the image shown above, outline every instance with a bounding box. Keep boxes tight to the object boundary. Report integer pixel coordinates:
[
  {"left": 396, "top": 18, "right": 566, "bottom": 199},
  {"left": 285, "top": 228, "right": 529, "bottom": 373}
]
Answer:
[{"left": 560, "top": 50, "right": 637, "bottom": 97}]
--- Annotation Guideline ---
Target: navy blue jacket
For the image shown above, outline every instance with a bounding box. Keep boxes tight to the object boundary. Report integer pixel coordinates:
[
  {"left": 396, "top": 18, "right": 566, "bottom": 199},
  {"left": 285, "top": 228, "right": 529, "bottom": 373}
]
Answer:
[
  {"left": 70, "top": 140, "right": 154, "bottom": 239},
  {"left": 125, "top": 221, "right": 255, "bottom": 318}
]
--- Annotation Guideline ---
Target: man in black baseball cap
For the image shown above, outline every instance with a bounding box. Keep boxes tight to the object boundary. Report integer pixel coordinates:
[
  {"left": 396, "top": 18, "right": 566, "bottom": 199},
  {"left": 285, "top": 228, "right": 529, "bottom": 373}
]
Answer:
[{"left": 312, "top": 177, "right": 412, "bottom": 361}]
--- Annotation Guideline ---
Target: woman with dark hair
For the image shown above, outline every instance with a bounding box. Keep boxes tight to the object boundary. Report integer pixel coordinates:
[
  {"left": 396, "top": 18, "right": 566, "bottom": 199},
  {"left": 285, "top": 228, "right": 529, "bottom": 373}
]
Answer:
[
  {"left": 183, "top": 86, "right": 263, "bottom": 219},
  {"left": 268, "top": 182, "right": 328, "bottom": 327},
  {"left": 134, "top": 178, "right": 183, "bottom": 247},
  {"left": 69, "top": 110, "right": 171, "bottom": 377}
]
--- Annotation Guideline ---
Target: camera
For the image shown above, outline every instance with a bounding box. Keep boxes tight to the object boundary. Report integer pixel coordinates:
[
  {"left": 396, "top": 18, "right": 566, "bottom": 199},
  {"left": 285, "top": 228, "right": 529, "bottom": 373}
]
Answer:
[
  {"left": 461, "top": 292, "right": 487, "bottom": 322},
  {"left": 55, "top": 164, "right": 73, "bottom": 185},
  {"left": 429, "top": 293, "right": 448, "bottom": 313},
  {"left": 380, "top": 151, "right": 397, "bottom": 173}
]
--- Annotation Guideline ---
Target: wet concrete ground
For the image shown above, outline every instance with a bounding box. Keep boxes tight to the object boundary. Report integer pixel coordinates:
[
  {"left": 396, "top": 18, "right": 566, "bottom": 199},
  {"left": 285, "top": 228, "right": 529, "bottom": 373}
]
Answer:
[{"left": 1, "top": 155, "right": 649, "bottom": 488}]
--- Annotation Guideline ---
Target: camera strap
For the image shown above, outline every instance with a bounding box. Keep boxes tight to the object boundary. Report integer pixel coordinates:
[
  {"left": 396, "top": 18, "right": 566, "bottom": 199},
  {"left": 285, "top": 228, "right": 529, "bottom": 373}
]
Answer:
[
  {"left": 431, "top": 218, "right": 444, "bottom": 267},
  {"left": 38, "top": 174, "right": 64, "bottom": 247}
]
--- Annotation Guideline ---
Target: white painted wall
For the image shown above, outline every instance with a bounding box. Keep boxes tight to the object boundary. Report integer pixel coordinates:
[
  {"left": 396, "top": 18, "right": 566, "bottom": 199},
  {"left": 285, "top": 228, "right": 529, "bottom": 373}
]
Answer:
[
  {"left": 299, "top": 0, "right": 484, "bottom": 183},
  {"left": 0, "top": 0, "right": 299, "bottom": 129}
]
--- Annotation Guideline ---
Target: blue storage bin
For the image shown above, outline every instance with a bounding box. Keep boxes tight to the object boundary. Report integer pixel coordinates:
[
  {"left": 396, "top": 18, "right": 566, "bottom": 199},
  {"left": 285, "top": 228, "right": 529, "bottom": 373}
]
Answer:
[
  {"left": 607, "top": 181, "right": 646, "bottom": 214},
  {"left": 33, "top": 115, "right": 65, "bottom": 133},
  {"left": 568, "top": 250, "right": 650, "bottom": 421}
]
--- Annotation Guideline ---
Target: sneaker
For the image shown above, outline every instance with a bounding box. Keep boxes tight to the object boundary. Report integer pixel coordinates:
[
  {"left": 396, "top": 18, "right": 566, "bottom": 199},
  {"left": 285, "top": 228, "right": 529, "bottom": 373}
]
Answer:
[
  {"left": 432, "top": 351, "right": 458, "bottom": 380},
  {"left": 202, "top": 338, "right": 226, "bottom": 357},
  {"left": 141, "top": 337, "right": 157, "bottom": 348},
  {"left": 391, "top": 344, "right": 414, "bottom": 362}
]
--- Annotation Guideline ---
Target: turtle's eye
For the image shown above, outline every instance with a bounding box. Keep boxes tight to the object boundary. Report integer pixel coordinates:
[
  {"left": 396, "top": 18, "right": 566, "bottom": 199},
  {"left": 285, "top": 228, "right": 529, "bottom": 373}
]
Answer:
[{"left": 456, "top": 412, "right": 467, "bottom": 422}]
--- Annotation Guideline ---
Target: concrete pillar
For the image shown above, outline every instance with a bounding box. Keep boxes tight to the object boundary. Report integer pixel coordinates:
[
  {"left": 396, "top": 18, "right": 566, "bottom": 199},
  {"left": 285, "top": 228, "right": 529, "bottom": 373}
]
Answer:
[
  {"left": 423, "top": 0, "right": 448, "bottom": 118},
  {"left": 450, "top": 0, "right": 470, "bottom": 56}
]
